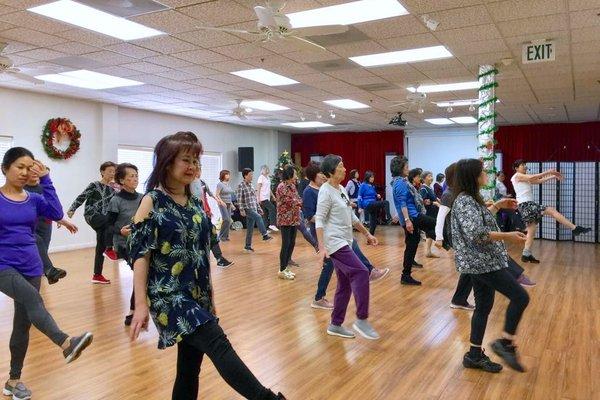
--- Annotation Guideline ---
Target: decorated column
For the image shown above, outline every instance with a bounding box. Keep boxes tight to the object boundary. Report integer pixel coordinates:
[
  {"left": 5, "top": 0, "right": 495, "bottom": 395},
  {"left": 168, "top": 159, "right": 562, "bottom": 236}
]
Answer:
[{"left": 477, "top": 65, "right": 498, "bottom": 201}]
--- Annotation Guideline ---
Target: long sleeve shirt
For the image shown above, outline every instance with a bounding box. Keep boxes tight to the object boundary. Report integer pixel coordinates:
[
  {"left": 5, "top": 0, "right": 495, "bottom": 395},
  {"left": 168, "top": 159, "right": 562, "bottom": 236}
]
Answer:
[
  {"left": 302, "top": 185, "right": 319, "bottom": 221},
  {"left": 392, "top": 177, "right": 419, "bottom": 226},
  {"left": 345, "top": 179, "right": 360, "bottom": 200},
  {"left": 0, "top": 175, "right": 64, "bottom": 277},
  {"left": 68, "top": 181, "right": 115, "bottom": 221},
  {"left": 275, "top": 181, "right": 302, "bottom": 226},
  {"left": 357, "top": 182, "right": 378, "bottom": 209},
  {"left": 315, "top": 182, "right": 359, "bottom": 255},
  {"left": 236, "top": 181, "right": 259, "bottom": 212}
]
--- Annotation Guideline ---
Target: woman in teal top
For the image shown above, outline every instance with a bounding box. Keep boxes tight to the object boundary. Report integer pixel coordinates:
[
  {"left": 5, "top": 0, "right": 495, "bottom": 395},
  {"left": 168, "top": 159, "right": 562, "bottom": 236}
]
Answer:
[{"left": 129, "top": 131, "right": 284, "bottom": 400}]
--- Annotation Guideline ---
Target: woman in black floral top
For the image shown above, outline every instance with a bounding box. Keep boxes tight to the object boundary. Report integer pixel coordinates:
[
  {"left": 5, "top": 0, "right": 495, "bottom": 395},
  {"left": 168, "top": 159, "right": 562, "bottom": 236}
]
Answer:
[
  {"left": 451, "top": 158, "right": 530, "bottom": 374},
  {"left": 129, "top": 132, "right": 285, "bottom": 400}
]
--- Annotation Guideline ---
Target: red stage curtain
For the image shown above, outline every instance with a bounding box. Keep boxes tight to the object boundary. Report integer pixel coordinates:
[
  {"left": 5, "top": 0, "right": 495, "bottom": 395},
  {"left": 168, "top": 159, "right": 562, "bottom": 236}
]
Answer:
[{"left": 291, "top": 131, "right": 404, "bottom": 187}]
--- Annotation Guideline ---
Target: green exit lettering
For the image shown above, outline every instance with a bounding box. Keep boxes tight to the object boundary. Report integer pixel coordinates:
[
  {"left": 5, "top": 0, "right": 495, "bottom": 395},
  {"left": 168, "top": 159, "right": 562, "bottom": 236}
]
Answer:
[{"left": 523, "top": 42, "right": 555, "bottom": 64}]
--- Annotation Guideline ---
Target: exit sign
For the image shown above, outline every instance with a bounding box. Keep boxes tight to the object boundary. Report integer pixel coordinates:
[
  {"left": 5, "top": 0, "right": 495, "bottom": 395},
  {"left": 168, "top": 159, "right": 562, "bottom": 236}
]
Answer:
[{"left": 522, "top": 41, "right": 555, "bottom": 64}]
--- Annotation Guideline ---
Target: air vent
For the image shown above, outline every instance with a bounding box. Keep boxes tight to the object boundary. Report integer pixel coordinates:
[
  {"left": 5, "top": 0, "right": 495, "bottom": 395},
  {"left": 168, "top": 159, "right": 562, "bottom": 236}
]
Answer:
[
  {"left": 307, "top": 59, "right": 358, "bottom": 72},
  {"left": 305, "top": 26, "right": 370, "bottom": 47},
  {"left": 78, "top": 0, "right": 168, "bottom": 17}
]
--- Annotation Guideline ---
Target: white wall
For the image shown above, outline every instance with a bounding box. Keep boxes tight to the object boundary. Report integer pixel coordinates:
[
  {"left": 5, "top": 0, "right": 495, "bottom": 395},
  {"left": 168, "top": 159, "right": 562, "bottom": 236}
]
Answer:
[
  {"left": 405, "top": 128, "right": 479, "bottom": 177},
  {"left": 0, "top": 88, "right": 290, "bottom": 252}
]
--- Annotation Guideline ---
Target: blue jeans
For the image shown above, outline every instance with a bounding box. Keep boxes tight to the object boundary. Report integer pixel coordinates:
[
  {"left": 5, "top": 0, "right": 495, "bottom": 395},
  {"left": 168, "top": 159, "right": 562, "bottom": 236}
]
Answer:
[
  {"left": 298, "top": 213, "right": 317, "bottom": 249},
  {"left": 218, "top": 203, "right": 233, "bottom": 240},
  {"left": 245, "top": 209, "right": 267, "bottom": 248}
]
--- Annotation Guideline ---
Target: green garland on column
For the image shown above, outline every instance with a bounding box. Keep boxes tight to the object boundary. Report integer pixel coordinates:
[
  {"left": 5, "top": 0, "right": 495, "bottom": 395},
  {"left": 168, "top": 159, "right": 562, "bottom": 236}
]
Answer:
[{"left": 477, "top": 65, "right": 498, "bottom": 198}]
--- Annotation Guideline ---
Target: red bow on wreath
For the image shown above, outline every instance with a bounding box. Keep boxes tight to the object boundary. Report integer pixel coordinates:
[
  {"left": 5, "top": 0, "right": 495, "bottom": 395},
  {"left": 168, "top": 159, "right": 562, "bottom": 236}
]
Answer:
[{"left": 41, "top": 117, "right": 81, "bottom": 160}]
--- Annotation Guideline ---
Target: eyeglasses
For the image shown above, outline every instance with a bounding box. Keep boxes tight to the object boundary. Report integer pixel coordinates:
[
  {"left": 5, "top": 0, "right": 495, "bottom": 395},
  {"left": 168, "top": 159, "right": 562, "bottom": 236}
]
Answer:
[{"left": 340, "top": 192, "right": 350, "bottom": 206}]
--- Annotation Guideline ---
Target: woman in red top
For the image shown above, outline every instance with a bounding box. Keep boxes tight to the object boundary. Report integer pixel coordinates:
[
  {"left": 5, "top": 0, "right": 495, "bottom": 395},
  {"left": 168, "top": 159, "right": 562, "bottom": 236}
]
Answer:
[{"left": 276, "top": 165, "right": 302, "bottom": 281}]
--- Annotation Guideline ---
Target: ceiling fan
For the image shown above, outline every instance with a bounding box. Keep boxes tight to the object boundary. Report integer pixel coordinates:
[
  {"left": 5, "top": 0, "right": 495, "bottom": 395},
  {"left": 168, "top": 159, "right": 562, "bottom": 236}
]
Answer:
[
  {"left": 211, "top": 99, "right": 258, "bottom": 120},
  {"left": 0, "top": 43, "right": 46, "bottom": 85},
  {"left": 196, "top": 1, "right": 348, "bottom": 51},
  {"left": 388, "top": 88, "right": 428, "bottom": 114}
]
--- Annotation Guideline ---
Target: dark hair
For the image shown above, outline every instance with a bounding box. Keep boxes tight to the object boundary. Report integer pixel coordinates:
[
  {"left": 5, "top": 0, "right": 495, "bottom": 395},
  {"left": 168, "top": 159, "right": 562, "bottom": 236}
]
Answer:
[
  {"left": 1, "top": 147, "right": 34, "bottom": 175},
  {"left": 282, "top": 164, "right": 296, "bottom": 181},
  {"left": 390, "top": 156, "right": 408, "bottom": 178},
  {"left": 454, "top": 158, "right": 485, "bottom": 205},
  {"left": 349, "top": 169, "right": 358, "bottom": 180},
  {"left": 513, "top": 159, "right": 526, "bottom": 170},
  {"left": 219, "top": 169, "right": 230, "bottom": 181},
  {"left": 100, "top": 161, "right": 116, "bottom": 172},
  {"left": 435, "top": 173, "right": 445, "bottom": 183},
  {"left": 363, "top": 170, "right": 374, "bottom": 183},
  {"left": 115, "top": 163, "right": 138, "bottom": 185},
  {"left": 497, "top": 171, "right": 505, "bottom": 177},
  {"left": 146, "top": 131, "right": 203, "bottom": 196},
  {"left": 321, "top": 154, "right": 342, "bottom": 178},
  {"left": 242, "top": 168, "right": 253, "bottom": 178},
  {"left": 408, "top": 168, "right": 422, "bottom": 183},
  {"left": 304, "top": 161, "right": 321, "bottom": 182},
  {"left": 444, "top": 163, "right": 457, "bottom": 188}
]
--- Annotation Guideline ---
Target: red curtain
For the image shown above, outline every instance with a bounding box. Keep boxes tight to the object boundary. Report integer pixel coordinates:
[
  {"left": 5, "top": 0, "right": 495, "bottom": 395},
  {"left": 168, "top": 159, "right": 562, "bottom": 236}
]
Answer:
[{"left": 291, "top": 130, "right": 404, "bottom": 186}]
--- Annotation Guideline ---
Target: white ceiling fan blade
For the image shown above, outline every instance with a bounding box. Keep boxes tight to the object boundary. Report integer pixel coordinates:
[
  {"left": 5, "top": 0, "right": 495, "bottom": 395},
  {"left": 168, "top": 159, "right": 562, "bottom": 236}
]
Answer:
[
  {"left": 288, "top": 36, "right": 326, "bottom": 51},
  {"left": 195, "top": 26, "right": 262, "bottom": 36},
  {"left": 388, "top": 102, "right": 409, "bottom": 108},
  {"left": 6, "top": 70, "right": 44, "bottom": 85},
  {"left": 293, "top": 25, "right": 348, "bottom": 37},
  {"left": 254, "top": 6, "right": 278, "bottom": 28}
]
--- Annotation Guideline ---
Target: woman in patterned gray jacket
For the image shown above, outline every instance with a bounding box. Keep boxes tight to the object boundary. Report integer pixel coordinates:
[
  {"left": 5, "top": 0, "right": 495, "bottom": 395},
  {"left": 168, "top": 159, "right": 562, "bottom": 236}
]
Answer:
[{"left": 451, "top": 158, "right": 530, "bottom": 374}]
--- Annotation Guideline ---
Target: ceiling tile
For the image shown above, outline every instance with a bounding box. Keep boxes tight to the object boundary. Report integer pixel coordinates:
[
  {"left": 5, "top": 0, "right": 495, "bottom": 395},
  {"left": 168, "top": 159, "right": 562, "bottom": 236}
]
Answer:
[
  {"left": 355, "top": 15, "right": 429, "bottom": 39},
  {"left": 132, "top": 36, "right": 197, "bottom": 54},
  {"left": 173, "top": 48, "right": 230, "bottom": 63},
  {"left": 328, "top": 40, "right": 388, "bottom": 58},
  {"left": 12, "top": 47, "right": 64, "bottom": 61},
  {"left": 179, "top": 1, "right": 257, "bottom": 26},
  {"left": 568, "top": 0, "right": 600, "bottom": 11},
  {"left": 377, "top": 33, "right": 441, "bottom": 51},
  {"left": 154, "top": 69, "right": 199, "bottom": 81},
  {"left": 49, "top": 41, "right": 99, "bottom": 55},
  {"left": 130, "top": 10, "right": 199, "bottom": 34},
  {"left": 428, "top": 5, "right": 493, "bottom": 30},
  {"left": 56, "top": 29, "right": 119, "bottom": 47},
  {"left": 570, "top": 8, "right": 600, "bottom": 28},
  {"left": 1, "top": 27, "right": 66, "bottom": 46},
  {"left": 104, "top": 43, "right": 160, "bottom": 60},
  {"left": 497, "top": 13, "right": 568, "bottom": 36},
  {"left": 0, "top": 40, "right": 36, "bottom": 53},
  {"left": 211, "top": 42, "right": 274, "bottom": 59},
  {"left": 143, "top": 54, "right": 195, "bottom": 68},
  {"left": 175, "top": 29, "right": 247, "bottom": 48},
  {"left": 487, "top": 0, "right": 566, "bottom": 22},
  {"left": 447, "top": 38, "right": 509, "bottom": 56},
  {"left": 121, "top": 62, "right": 171, "bottom": 73},
  {"left": 401, "top": 0, "right": 485, "bottom": 14},
  {"left": 83, "top": 50, "right": 138, "bottom": 65},
  {"left": 0, "top": 11, "right": 73, "bottom": 33}
]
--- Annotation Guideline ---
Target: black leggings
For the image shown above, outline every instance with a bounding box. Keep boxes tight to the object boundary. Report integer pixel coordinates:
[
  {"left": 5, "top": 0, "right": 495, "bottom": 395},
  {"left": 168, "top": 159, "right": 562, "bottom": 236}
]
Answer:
[
  {"left": 172, "top": 321, "right": 278, "bottom": 400},
  {"left": 279, "top": 226, "right": 297, "bottom": 271},
  {"left": 469, "top": 268, "right": 530, "bottom": 346},
  {"left": 89, "top": 214, "right": 112, "bottom": 275},
  {"left": 402, "top": 214, "right": 436, "bottom": 275},
  {"left": 365, "top": 200, "right": 390, "bottom": 235}
]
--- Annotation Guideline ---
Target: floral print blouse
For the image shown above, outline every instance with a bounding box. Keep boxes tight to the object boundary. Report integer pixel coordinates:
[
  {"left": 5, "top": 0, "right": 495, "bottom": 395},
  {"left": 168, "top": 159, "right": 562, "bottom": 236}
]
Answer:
[
  {"left": 450, "top": 192, "right": 508, "bottom": 275},
  {"left": 129, "top": 190, "right": 217, "bottom": 349},
  {"left": 276, "top": 181, "right": 302, "bottom": 226}
]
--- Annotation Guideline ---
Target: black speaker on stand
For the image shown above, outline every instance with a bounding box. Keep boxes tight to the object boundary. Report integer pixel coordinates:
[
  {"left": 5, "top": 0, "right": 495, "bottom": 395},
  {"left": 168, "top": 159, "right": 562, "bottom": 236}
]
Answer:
[{"left": 238, "top": 147, "right": 254, "bottom": 171}]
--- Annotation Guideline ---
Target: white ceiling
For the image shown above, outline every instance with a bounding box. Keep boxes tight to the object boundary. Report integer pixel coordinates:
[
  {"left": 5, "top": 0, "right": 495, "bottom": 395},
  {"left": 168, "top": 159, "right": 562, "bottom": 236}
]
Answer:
[{"left": 0, "top": 0, "right": 599, "bottom": 131}]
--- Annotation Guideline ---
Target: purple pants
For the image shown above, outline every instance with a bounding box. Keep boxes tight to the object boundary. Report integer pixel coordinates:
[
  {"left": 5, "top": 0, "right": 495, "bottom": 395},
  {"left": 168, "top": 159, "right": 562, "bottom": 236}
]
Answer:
[{"left": 330, "top": 245, "right": 370, "bottom": 326}]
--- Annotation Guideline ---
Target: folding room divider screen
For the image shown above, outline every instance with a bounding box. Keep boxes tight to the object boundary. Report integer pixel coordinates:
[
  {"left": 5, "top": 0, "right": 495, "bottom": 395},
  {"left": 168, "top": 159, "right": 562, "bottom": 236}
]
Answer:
[{"left": 525, "top": 162, "right": 598, "bottom": 243}]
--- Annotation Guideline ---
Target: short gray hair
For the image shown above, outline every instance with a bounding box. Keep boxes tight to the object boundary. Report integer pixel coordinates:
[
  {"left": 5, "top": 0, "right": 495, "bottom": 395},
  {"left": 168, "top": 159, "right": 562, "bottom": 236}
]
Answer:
[
  {"left": 421, "top": 170, "right": 433, "bottom": 180},
  {"left": 260, "top": 165, "right": 269, "bottom": 174},
  {"left": 321, "top": 154, "right": 342, "bottom": 178}
]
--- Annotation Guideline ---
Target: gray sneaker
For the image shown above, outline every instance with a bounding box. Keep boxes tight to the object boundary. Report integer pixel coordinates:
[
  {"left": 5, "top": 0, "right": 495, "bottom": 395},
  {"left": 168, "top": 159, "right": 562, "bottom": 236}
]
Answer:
[
  {"left": 3, "top": 381, "right": 32, "bottom": 400},
  {"left": 326, "top": 324, "right": 355, "bottom": 339},
  {"left": 63, "top": 332, "right": 93, "bottom": 364},
  {"left": 352, "top": 319, "right": 380, "bottom": 340}
]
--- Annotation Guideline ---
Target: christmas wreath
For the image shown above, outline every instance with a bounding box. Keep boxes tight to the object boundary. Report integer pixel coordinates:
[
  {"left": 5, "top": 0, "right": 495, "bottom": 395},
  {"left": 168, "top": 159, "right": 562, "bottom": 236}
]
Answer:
[{"left": 41, "top": 117, "right": 81, "bottom": 160}]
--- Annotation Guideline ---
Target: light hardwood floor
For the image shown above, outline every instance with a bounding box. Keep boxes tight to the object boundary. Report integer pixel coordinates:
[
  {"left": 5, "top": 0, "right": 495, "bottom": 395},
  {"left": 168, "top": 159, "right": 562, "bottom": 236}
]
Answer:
[{"left": 0, "top": 226, "right": 598, "bottom": 400}]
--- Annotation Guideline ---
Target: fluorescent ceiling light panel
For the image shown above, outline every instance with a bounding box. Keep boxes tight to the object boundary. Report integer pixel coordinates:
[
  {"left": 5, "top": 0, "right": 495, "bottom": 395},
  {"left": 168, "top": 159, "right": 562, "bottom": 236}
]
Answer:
[
  {"left": 436, "top": 99, "right": 479, "bottom": 107},
  {"left": 323, "top": 99, "right": 370, "bottom": 109},
  {"left": 36, "top": 70, "right": 144, "bottom": 89},
  {"left": 240, "top": 101, "right": 289, "bottom": 111},
  {"left": 282, "top": 121, "right": 333, "bottom": 128},
  {"left": 287, "top": 0, "right": 409, "bottom": 28},
  {"left": 408, "top": 81, "right": 479, "bottom": 93},
  {"left": 350, "top": 46, "right": 452, "bottom": 67},
  {"left": 450, "top": 116, "right": 478, "bottom": 124},
  {"left": 28, "top": 0, "right": 164, "bottom": 41},
  {"left": 231, "top": 69, "right": 298, "bottom": 86},
  {"left": 424, "top": 118, "right": 454, "bottom": 125}
]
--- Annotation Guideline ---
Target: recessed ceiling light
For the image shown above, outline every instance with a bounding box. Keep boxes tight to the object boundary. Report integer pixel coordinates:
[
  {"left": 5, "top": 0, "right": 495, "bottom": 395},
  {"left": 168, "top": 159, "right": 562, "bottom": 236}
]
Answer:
[
  {"left": 230, "top": 69, "right": 299, "bottom": 86},
  {"left": 409, "top": 81, "right": 479, "bottom": 93},
  {"left": 240, "top": 100, "right": 289, "bottom": 111},
  {"left": 436, "top": 99, "right": 479, "bottom": 107},
  {"left": 350, "top": 46, "right": 452, "bottom": 67},
  {"left": 28, "top": 0, "right": 164, "bottom": 41},
  {"left": 324, "top": 99, "right": 370, "bottom": 109},
  {"left": 287, "top": 0, "right": 409, "bottom": 28},
  {"left": 424, "top": 118, "right": 454, "bottom": 125},
  {"left": 282, "top": 121, "right": 333, "bottom": 128},
  {"left": 450, "top": 116, "right": 478, "bottom": 124},
  {"left": 36, "top": 70, "right": 144, "bottom": 89}
]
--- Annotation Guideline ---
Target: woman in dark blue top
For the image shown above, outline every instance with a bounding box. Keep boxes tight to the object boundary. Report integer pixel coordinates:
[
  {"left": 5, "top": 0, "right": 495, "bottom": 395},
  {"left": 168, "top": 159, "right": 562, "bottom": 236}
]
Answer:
[
  {"left": 419, "top": 170, "right": 441, "bottom": 258},
  {"left": 129, "top": 132, "right": 284, "bottom": 400},
  {"left": 357, "top": 171, "right": 391, "bottom": 235}
]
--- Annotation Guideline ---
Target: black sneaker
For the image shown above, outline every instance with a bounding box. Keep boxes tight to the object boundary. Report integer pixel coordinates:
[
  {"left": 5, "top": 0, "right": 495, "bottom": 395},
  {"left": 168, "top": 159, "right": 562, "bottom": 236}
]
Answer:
[
  {"left": 463, "top": 350, "right": 503, "bottom": 373},
  {"left": 521, "top": 254, "right": 540, "bottom": 263},
  {"left": 263, "top": 235, "right": 273, "bottom": 241},
  {"left": 243, "top": 247, "right": 255, "bottom": 253},
  {"left": 572, "top": 226, "right": 591, "bottom": 237},
  {"left": 401, "top": 274, "right": 422, "bottom": 286},
  {"left": 217, "top": 257, "right": 234, "bottom": 268},
  {"left": 47, "top": 267, "right": 67, "bottom": 285},
  {"left": 63, "top": 332, "right": 93, "bottom": 364},
  {"left": 124, "top": 315, "right": 133, "bottom": 326},
  {"left": 412, "top": 261, "right": 423, "bottom": 268},
  {"left": 491, "top": 339, "right": 526, "bottom": 372}
]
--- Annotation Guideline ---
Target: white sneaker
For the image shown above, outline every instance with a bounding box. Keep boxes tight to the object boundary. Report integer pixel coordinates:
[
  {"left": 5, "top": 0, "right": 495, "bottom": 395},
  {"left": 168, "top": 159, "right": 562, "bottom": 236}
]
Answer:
[
  {"left": 269, "top": 225, "right": 279, "bottom": 232},
  {"left": 278, "top": 269, "right": 295, "bottom": 280}
]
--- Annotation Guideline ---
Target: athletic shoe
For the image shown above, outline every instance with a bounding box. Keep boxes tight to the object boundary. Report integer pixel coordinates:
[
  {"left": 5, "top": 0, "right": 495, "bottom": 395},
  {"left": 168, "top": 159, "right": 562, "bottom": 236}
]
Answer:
[
  {"left": 268, "top": 225, "right": 279, "bottom": 232},
  {"left": 369, "top": 268, "right": 390, "bottom": 283},
  {"left": 63, "top": 332, "right": 93, "bottom": 364},
  {"left": 262, "top": 235, "right": 273, "bottom": 241},
  {"left": 91, "top": 274, "right": 110, "bottom": 284},
  {"left": 412, "top": 261, "right": 423, "bottom": 268},
  {"left": 352, "top": 319, "right": 380, "bottom": 340},
  {"left": 517, "top": 274, "right": 536, "bottom": 288},
  {"left": 311, "top": 298, "right": 334, "bottom": 310},
  {"left": 243, "top": 247, "right": 255, "bottom": 253},
  {"left": 572, "top": 226, "right": 591, "bottom": 236},
  {"left": 462, "top": 350, "right": 502, "bottom": 373},
  {"left": 277, "top": 269, "right": 295, "bottom": 280},
  {"left": 103, "top": 248, "right": 118, "bottom": 260},
  {"left": 217, "top": 257, "right": 234, "bottom": 268},
  {"left": 47, "top": 267, "right": 67, "bottom": 285},
  {"left": 450, "top": 302, "right": 475, "bottom": 311},
  {"left": 326, "top": 324, "right": 355, "bottom": 339},
  {"left": 288, "top": 259, "right": 300, "bottom": 267},
  {"left": 3, "top": 381, "right": 32, "bottom": 400},
  {"left": 124, "top": 315, "right": 133, "bottom": 326},
  {"left": 521, "top": 254, "right": 540, "bottom": 263},
  {"left": 401, "top": 274, "right": 422, "bottom": 285},
  {"left": 491, "top": 339, "right": 526, "bottom": 372}
]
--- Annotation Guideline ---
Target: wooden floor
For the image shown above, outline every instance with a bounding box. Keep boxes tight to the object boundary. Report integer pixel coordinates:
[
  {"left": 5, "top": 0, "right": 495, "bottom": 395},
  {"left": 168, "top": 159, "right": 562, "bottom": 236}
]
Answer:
[{"left": 0, "top": 226, "right": 598, "bottom": 400}]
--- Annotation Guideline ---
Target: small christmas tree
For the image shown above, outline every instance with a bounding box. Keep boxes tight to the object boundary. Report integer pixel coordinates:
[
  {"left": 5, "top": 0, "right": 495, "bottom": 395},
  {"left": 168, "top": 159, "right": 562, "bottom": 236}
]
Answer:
[{"left": 271, "top": 150, "right": 300, "bottom": 191}]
